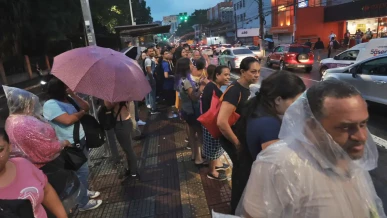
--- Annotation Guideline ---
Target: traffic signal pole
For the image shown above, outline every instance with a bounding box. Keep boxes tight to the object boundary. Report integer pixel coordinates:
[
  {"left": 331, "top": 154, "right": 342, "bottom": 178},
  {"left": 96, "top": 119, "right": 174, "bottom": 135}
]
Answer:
[{"left": 258, "top": 0, "right": 265, "bottom": 57}]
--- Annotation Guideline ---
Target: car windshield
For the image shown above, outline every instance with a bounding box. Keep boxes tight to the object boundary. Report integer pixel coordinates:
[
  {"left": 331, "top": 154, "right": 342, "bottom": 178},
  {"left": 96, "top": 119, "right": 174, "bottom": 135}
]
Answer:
[
  {"left": 223, "top": 44, "right": 232, "bottom": 48},
  {"left": 289, "top": 46, "right": 310, "bottom": 54},
  {"left": 233, "top": 49, "right": 254, "bottom": 55},
  {"left": 249, "top": 46, "right": 259, "bottom": 50}
]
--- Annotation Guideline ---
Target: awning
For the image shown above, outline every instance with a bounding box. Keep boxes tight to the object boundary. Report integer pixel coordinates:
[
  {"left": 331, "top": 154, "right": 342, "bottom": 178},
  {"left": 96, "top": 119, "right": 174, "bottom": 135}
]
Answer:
[{"left": 116, "top": 25, "right": 171, "bottom": 37}]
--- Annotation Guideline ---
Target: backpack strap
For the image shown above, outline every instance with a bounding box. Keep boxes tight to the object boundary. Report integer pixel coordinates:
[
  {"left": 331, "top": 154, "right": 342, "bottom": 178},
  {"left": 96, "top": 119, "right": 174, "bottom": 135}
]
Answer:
[
  {"left": 67, "top": 96, "right": 80, "bottom": 112},
  {"left": 114, "top": 102, "right": 127, "bottom": 122},
  {"left": 65, "top": 97, "right": 81, "bottom": 147}
]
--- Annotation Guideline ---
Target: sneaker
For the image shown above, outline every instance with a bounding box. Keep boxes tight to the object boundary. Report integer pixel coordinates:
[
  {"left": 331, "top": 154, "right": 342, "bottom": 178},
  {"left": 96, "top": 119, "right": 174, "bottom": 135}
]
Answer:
[
  {"left": 87, "top": 190, "right": 101, "bottom": 199},
  {"left": 137, "top": 120, "right": 146, "bottom": 126},
  {"left": 168, "top": 114, "right": 178, "bottom": 119},
  {"left": 185, "top": 138, "right": 189, "bottom": 143},
  {"left": 150, "top": 110, "right": 161, "bottom": 115},
  {"left": 78, "top": 199, "right": 103, "bottom": 211},
  {"left": 215, "top": 163, "right": 230, "bottom": 171},
  {"left": 207, "top": 173, "right": 227, "bottom": 181},
  {"left": 146, "top": 104, "right": 151, "bottom": 109}
]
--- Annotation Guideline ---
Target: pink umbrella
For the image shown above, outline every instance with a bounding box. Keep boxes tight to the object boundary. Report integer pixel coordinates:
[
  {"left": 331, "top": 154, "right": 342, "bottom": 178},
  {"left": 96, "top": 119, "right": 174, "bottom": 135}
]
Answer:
[{"left": 51, "top": 46, "right": 151, "bottom": 102}]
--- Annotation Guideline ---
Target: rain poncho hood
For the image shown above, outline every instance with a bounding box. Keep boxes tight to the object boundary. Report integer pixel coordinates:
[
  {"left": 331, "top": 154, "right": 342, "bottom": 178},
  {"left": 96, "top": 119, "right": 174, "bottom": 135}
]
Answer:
[
  {"left": 235, "top": 92, "right": 385, "bottom": 218},
  {"left": 3, "top": 85, "right": 43, "bottom": 119}
]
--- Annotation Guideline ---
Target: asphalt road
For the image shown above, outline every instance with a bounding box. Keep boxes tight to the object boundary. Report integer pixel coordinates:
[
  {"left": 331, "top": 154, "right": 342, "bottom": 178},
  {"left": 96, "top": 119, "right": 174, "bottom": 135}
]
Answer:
[{"left": 212, "top": 56, "right": 387, "bottom": 212}]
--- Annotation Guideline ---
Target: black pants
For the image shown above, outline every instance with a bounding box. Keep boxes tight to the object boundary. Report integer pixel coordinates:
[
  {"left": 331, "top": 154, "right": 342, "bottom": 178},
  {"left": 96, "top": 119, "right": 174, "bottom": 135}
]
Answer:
[{"left": 220, "top": 136, "right": 253, "bottom": 214}]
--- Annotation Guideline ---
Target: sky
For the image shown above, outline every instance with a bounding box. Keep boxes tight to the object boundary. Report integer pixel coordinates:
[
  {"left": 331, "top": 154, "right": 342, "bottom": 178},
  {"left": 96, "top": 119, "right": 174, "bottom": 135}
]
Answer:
[{"left": 146, "top": 0, "right": 224, "bottom": 21}]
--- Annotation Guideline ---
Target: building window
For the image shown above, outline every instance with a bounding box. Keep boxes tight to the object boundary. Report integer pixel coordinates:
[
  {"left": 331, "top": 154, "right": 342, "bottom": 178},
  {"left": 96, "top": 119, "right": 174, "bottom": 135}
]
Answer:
[
  {"left": 234, "top": 4, "right": 236, "bottom": 11},
  {"left": 243, "top": 0, "right": 245, "bottom": 7}
]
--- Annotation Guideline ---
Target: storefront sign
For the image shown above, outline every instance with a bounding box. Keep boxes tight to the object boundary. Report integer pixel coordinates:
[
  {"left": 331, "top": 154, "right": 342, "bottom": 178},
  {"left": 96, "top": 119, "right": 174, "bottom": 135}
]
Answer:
[
  {"left": 324, "top": 0, "right": 387, "bottom": 22},
  {"left": 269, "top": 26, "right": 294, "bottom": 34},
  {"left": 356, "top": 24, "right": 366, "bottom": 33},
  {"left": 237, "top": 28, "right": 259, "bottom": 37}
]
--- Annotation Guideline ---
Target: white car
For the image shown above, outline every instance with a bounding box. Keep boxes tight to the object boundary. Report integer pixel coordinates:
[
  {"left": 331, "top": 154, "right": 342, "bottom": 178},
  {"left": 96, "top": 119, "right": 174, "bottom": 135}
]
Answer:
[
  {"left": 215, "top": 44, "right": 232, "bottom": 55},
  {"left": 319, "top": 38, "right": 387, "bottom": 76},
  {"left": 200, "top": 46, "right": 213, "bottom": 57},
  {"left": 121, "top": 46, "right": 146, "bottom": 60},
  {"left": 246, "top": 45, "right": 263, "bottom": 60},
  {"left": 218, "top": 47, "right": 257, "bottom": 69},
  {"left": 322, "top": 54, "right": 387, "bottom": 106}
]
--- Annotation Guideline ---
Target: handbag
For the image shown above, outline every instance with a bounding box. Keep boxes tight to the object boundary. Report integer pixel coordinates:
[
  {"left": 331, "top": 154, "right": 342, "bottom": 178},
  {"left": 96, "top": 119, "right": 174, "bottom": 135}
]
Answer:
[
  {"left": 0, "top": 199, "right": 34, "bottom": 218},
  {"left": 60, "top": 119, "right": 87, "bottom": 171},
  {"left": 197, "top": 85, "right": 241, "bottom": 139}
]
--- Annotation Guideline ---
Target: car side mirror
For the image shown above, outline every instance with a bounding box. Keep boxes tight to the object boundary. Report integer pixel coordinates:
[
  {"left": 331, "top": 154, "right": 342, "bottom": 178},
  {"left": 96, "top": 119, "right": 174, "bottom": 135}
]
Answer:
[
  {"left": 333, "top": 55, "right": 338, "bottom": 60},
  {"left": 350, "top": 67, "right": 358, "bottom": 78}
]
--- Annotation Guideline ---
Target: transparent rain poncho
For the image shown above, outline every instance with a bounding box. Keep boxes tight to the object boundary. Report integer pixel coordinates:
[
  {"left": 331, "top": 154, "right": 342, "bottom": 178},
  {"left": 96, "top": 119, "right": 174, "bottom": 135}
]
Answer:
[
  {"left": 234, "top": 92, "right": 385, "bottom": 218},
  {"left": 3, "top": 86, "right": 63, "bottom": 166},
  {"left": 3, "top": 86, "right": 82, "bottom": 211}
]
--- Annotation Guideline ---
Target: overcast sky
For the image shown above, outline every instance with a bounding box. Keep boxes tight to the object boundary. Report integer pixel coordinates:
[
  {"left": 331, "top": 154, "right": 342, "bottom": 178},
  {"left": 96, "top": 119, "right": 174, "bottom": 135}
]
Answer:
[{"left": 146, "top": 0, "right": 224, "bottom": 21}]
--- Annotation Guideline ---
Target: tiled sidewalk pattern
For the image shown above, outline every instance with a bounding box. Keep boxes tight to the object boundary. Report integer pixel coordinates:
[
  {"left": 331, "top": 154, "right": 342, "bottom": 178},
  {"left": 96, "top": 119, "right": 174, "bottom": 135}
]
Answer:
[{"left": 71, "top": 110, "right": 231, "bottom": 218}]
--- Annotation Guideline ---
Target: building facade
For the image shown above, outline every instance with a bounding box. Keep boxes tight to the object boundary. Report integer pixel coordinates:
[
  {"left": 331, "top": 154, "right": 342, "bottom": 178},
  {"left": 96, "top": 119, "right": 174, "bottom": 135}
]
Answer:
[
  {"left": 233, "top": 0, "right": 272, "bottom": 45},
  {"left": 207, "top": 1, "right": 234, "bottom": 23},
  {"left": 162, "top": 15, "right": 180, "bottom": 34},
  {"left": 269, "top": 0, "right": 387, "bottom": 48}
]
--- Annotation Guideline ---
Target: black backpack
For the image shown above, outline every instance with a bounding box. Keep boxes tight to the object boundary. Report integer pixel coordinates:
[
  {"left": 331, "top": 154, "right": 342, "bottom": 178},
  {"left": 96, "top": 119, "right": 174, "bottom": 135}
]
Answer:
[
  {"left": 97, "top": 102, "right": 125, "bottom": 130},
  {"left": 67, "top": 97, "right": 106, "bottom": 149}
]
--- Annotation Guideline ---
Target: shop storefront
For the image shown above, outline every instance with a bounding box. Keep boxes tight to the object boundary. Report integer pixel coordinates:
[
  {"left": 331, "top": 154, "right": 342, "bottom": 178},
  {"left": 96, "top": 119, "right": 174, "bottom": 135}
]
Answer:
[
  {"left": 237, "top": 28, "right": 260, "bottom": 45},
  {"left": 270, "top": 26, "right": 294, "bottom": 45},
  {"left": 325, "top": 0, "right": 387, "bottom": 38}
]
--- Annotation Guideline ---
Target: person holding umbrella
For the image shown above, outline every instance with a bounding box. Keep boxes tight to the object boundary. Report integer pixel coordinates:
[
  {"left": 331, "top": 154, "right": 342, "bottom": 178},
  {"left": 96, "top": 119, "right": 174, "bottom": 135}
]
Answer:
[{"left": 43, "top": 78, "right": 102, "bottom": 212}]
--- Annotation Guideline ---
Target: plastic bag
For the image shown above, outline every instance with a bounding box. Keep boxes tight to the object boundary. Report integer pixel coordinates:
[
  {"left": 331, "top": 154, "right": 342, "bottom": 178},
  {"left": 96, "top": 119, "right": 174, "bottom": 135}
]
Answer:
[{"left": 236, "top": 92, "right": 385, "bottom": 218}]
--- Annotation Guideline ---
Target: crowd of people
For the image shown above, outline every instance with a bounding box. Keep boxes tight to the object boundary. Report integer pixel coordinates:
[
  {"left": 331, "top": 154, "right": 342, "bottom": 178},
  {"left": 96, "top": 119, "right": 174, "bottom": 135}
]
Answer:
[{"left": 0, "top": 40, "right": 386, "bottom": 218}]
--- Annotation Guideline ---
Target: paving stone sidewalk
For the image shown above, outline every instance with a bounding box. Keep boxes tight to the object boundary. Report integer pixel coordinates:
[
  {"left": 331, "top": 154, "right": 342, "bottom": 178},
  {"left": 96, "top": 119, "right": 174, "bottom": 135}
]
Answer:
[{"left": 71, "top": 108, "right": 232, "bottom": 218}]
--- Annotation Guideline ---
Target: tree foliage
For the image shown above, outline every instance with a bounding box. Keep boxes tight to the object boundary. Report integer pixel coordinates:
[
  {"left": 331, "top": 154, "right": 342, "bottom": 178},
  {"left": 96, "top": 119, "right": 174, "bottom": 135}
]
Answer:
[
  {"left": 175, "top": 9, "right": 208, "bottom": 37},
  {"left": 0, "top": 0, "right": 153, "bottom": 57}
]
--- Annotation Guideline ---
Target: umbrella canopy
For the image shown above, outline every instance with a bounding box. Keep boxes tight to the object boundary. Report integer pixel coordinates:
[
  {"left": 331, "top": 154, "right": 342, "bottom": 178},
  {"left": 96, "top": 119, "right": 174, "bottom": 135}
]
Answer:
[
  {"left": 264, "top": 38, "right": 274, "bottom": 42},
  {"left": 51, "top": 46, "right": 151, "bottom": 102}
]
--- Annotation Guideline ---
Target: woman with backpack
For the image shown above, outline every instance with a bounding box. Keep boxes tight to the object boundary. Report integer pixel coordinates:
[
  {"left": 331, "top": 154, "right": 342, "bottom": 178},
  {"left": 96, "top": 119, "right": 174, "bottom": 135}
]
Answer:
[
  {"left": 175, "top": 57, "right": 209, "bottom": 165},
  {"left": 103, "top": 100, "right": 138, "bottom": 178},
  {"left": 43, "top": 77, "right": 102, "bottom": 212}
]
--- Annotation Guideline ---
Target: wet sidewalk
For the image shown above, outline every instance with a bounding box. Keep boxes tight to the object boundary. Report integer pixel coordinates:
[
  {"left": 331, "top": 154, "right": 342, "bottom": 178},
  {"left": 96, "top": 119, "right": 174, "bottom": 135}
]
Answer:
[{"left": 71, "top": 107, "right": 232, "bottom": 218}]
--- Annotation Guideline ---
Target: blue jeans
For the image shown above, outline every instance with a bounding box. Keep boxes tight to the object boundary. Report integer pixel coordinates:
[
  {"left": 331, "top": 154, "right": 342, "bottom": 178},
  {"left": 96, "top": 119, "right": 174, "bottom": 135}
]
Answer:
[
  {"left": 356, "top": 38, "right": 362, "bottom": 44},
  {"left": 76, "top": 138, "right": 90, "bottom": 207},
  {"left": 147, "top": 80, "right": 157, "bottom": 110}
]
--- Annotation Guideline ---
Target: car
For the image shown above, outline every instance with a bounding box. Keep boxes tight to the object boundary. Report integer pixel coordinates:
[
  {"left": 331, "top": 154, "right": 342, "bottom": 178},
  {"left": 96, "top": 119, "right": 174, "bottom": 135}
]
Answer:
[
  {"left": 266, "top": 44, "right": 314, "bottom": 72},
  {"left": 121, "top": 46, "right": 146, "bottom": 60},
  {"left": 200, "top": 45, "right": 213, "bottom": 57},
  {"left": 215, "top": 44, "right": 232, "bottom": 55},
  {"left": 322, "top": 54, "right": 387, "bottom": 106},
  {"left": 319, "top": 38, "right": 387, "bottom": 77},
  {"left": 218, "top": 47, "right": 257, "bottom": 70},
  {"left": 246, "top": 45, "right": 263, "bottom": 60}
]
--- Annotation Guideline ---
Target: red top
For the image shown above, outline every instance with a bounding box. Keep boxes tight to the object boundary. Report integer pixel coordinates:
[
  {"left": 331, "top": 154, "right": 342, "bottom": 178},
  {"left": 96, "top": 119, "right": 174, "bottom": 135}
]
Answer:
[{"left": 5, "top": 115, "right": 63, "bottom": 168}]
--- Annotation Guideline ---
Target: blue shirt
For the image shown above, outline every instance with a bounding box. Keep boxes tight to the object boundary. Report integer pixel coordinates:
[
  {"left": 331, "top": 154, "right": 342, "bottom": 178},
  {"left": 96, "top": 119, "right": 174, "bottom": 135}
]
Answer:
[
  {"left": 43, "top": 99, "right": 85, "bottom": 144},
  {"left": 246, "top": 116, "right": 281, "bottom": 159},
  {"left": 162, "top": 60, "right": 174, "bottom": 90}
]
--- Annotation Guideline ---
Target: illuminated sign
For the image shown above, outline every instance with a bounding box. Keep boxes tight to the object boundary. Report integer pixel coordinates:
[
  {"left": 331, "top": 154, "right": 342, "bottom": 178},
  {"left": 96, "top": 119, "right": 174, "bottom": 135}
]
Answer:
[
  {"left": 278, "top": 5, "right": 286, "bottom": 12},
  {"left": 298, "top": 0, "right": 308, "bottom": 8}
]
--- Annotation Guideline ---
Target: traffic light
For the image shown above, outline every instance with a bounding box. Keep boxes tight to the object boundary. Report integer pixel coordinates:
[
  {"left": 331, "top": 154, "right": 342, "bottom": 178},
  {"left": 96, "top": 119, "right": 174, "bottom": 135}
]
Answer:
[{"left": 179, "top": 12, "right": 188, "bottom": 22}]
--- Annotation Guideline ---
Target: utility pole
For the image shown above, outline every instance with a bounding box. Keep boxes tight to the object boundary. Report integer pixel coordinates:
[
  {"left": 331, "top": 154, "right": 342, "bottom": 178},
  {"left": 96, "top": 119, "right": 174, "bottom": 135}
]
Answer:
[
  {"left": 293, "top": 0, "right": 297, "bottom": 43},
  {"left": 129, "top": 0, "right": 135, "bottom": 25},
  {"left": 80, "top": 0, "right": 97, "bottom": 46},
  {"left": 258, "top": 0, "right": 265, "bottom": 57}
]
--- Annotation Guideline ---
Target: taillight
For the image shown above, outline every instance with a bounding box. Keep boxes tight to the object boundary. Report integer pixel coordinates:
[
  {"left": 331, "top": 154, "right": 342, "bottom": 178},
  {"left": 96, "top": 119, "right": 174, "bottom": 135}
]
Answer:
[{"left": 234, "top": 57, "right": 239, "bottom": 61}]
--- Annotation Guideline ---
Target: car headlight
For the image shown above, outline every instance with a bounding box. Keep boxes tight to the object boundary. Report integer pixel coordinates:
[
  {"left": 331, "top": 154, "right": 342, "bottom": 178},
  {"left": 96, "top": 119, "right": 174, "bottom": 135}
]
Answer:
[{"left": 40, "top": 81, "right": 47, "bottom": 85}]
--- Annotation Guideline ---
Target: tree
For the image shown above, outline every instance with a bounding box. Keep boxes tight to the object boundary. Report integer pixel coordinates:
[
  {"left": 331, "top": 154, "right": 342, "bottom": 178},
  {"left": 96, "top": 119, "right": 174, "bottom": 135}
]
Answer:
[
  {"left": 175, "top": 9, "right": 208, "bottom": 37},
  {"left": 131, "top": 0, "right": 153, "bottom": 25}
]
